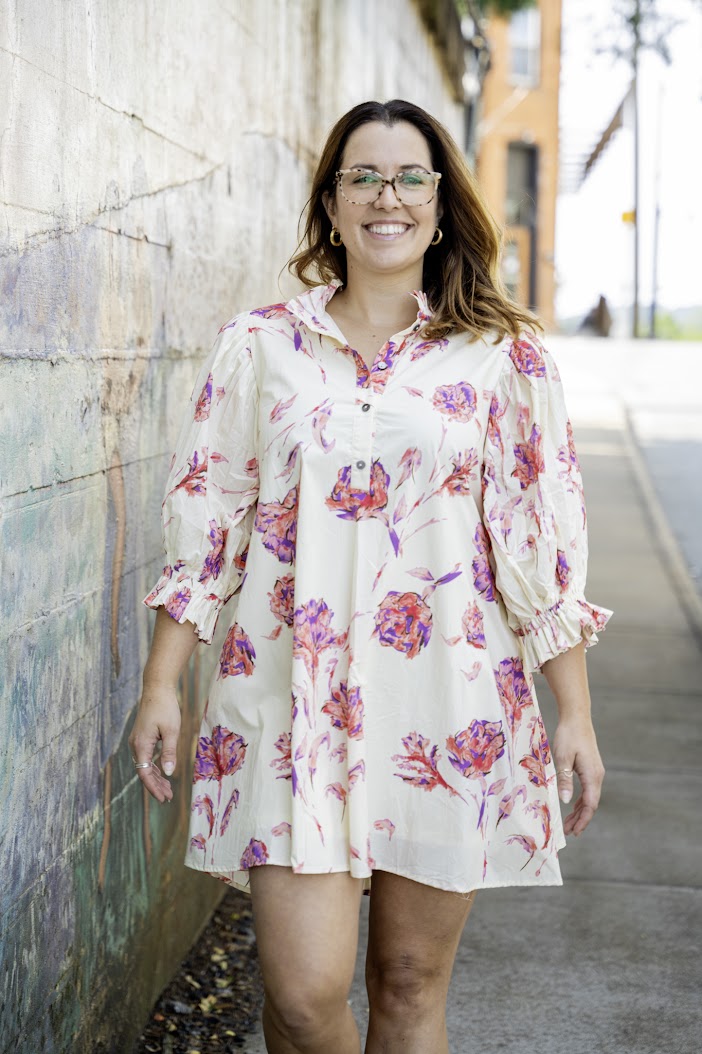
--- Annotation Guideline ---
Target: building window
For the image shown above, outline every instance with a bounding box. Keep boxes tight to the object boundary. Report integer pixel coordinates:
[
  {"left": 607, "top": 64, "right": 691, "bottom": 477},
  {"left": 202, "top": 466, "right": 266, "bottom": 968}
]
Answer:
[
  {"left": 509, "top": 9, "right": 541, "bottom": 88},
  {"left": 506, "top": 142, "right": 538, "bottom": 228}
]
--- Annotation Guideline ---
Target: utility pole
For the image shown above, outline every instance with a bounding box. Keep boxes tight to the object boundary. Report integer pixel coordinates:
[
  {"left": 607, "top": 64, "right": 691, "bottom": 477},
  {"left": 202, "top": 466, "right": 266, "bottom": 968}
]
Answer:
[
  {"left": 649, "top": 81, "right": 664, "bottom": 338},
  {"left": 632, "top": 0, "right": 641, "bottom": 338}
]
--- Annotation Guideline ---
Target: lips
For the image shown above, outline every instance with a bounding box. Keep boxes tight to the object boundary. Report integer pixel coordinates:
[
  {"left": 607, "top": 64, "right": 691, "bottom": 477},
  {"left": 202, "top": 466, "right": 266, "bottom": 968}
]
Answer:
[{"left": 363, "top": 223, "right": 413, "bottom": 237}]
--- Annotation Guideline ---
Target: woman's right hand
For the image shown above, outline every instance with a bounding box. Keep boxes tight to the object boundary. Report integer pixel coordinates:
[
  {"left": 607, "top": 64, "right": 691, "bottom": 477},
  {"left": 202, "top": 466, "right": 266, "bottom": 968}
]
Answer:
[{"left": 128, "top": 683, "right": 181, "bottom": 803}]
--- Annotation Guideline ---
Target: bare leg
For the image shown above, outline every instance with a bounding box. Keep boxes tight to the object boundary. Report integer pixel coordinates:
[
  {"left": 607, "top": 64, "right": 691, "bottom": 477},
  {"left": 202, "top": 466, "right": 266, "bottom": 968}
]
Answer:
[
  {"left": 249, "top": 866, "right": 365, "bottom": 1054},
  {"left": 364, "top": 871, "right": 476, "bottom": 1054}
]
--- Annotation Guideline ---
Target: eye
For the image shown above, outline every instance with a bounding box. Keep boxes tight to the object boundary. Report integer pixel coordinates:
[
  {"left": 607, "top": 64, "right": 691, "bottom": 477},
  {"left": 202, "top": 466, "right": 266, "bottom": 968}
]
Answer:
[
  {"left": 397, "top": 171, "right": 431, "bottom": 187},
  {"left": 350, "top": 171, "right": 382, "bottom": 185}
]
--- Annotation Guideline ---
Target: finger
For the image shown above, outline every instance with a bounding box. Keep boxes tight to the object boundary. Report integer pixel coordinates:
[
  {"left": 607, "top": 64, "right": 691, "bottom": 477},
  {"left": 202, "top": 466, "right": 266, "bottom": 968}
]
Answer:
[
  {"left": 136, "top": 761, "right": 174, "bottom": 803},
  {"left": 555, "top": 764, "right": 575, "bottom": 804},
  {"left": 159, "top": 727, "right": 179, "bottom": 777}
]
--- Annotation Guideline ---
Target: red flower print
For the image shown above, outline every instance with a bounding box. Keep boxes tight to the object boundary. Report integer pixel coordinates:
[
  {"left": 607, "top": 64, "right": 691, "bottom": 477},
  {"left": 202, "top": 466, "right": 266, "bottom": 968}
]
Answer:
[
  {"left": 472, "top": 523, "right": 496, "bottom": 603},
  {"left": 519, "top": 715, "right": 552, "bottom": 788},
  {"left": 198, "top": 519, "right": 228, "bottom": 584},
  {"left": 272, "top": 822, "right": 291, "bottom": 837},
  {"left": 192, "top": 794, "right": 215, "bottom": 836},
  {"left": 392, "top": 731, "right": 465, "bottom": 799},
  {"left": 193, "top": 725, "right": 247, "bottom": 784},
  {"left": 220, "top": 789, "right": 240, "bottom": 835},
  {"left": 373, "top": 818, "right": 396, "bottom": 840},
  {"left": 446, "top": 719, "right": 506, "bottom": 780},
  {"left": 431, "top": 381, "right": 477, "bottom": 422},
  {"left": 397, "top": 447, "right": 422, "bottom": 486},
  {"left": 322, "top": 681, "right": 364, "bottom": 739},
  {"left": 218, "top": 622, "right": 256, "bottom": 678},
  {"left": 509, "top": 338, "right": 546, "bottom": 377},
  {"left": 556, "top": 549, "right": 571, "bottom": 591},
  {"left": 373, "top": 591, "right": 432, "bottom": 659},
  {"left": 439, "top": 449, "right": 479, "bottom": 495},
  {"left": 493, "top": 657, "right": 533, "bottom": 737},
  {"left": 462, "top": 602, "right": 486, "bottom": 648},
  {"left": 292, "top": 598, "right": 347, "bottom": 677},
  {"left": 525, "top": 800, "right": 552, "bottom": 849},
  {"left": 270, "top": 732, "right": 292, "bottom": 779},
  {"left": 324, "top": 460, "right": 390, "bottom": 521},
  {"left": 496, "top": 786, "right": 527, "bottom": 826},
  {"left": 506, "top": 833, "right": 538, "bottom": 870},
  {"left": 254, "top": 485, "right": 298, "bottom": 564},
  {"left": 239, "top": 838, "right": 269, "bottom": 868},
  {"left": 513, "top": 423, "right": 545, "bottom": 490},
  {"left": 190, "top": 834, "right": 207, "bottom": 854},
  {"left": 164, "top": 587, "right": 191, "bottom": 620},
  {"left": 194, "top": 372, "right": 213, "bottom": 421},
  {"left": 268, "top": 574, "right": 295, "bottom": 626},
  {"left": 233, "top": 544, "right": 249, "bottom": 577}
]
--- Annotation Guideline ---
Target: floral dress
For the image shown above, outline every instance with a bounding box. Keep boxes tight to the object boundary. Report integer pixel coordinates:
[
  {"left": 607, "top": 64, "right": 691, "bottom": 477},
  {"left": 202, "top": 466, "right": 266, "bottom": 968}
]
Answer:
[{"left": 143, "top": 278, "right": 612, "bottom": 895}]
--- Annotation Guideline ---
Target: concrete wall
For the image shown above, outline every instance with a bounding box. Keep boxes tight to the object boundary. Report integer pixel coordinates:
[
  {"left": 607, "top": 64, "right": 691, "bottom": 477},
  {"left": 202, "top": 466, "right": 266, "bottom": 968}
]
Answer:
[{"left": 0, "top": 2, "right": 464, "bottom": 1051}]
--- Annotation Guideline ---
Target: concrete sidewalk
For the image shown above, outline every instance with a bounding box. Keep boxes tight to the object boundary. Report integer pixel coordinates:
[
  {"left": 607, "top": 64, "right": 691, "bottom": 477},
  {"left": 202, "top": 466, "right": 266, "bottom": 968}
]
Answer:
[{"left": 242, "top": 366, "right": 702, "bottom": 1052}]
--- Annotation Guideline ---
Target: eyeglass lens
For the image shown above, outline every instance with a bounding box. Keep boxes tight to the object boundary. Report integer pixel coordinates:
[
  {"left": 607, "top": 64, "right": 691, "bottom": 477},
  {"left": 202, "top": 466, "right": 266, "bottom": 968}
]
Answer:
[{"left": 339, "top": 170, "right": 437, "bottom": 205}]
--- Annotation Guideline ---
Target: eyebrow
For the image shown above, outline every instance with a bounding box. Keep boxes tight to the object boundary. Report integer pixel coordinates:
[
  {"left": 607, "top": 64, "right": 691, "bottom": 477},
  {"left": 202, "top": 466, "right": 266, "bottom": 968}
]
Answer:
[{"left": 346, "top": 163, "right": 431, "bottom": 172}]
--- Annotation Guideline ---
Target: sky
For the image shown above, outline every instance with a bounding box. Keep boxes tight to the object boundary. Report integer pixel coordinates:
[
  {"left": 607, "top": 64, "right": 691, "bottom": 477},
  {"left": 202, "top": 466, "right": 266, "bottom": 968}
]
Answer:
[{"left": 555, "top": 0, "right": 702, "bottom": 322}]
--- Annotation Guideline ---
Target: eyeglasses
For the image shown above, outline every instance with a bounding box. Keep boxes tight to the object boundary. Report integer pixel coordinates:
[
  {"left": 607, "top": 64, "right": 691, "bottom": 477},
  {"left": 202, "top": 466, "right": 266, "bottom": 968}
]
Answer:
[{"left": 335, "top": 168, "right": 442, "bottom": 206}]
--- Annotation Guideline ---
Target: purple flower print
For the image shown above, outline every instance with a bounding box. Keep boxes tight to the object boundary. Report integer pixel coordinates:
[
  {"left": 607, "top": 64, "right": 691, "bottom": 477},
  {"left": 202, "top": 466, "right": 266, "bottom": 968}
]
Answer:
[
  {"left": 397, "top": 447, "right": 422, "bottom": 486},
  {"left": 249, "top": 301, "right": 290, "bottom": 319},
  {"left": 270, "top": 732, "right": 292, "bottom": 779},
  {"left": 198, "top": 519, "right": 228, "bottom": 584},
  {"left": 322, "top": 682, "right": 365, "bottom": 739},
  {"left": 220, "top": 789, "right": 240, "bottom": 836},
  {"left": 509, "top": 338, "right": 546, "bottom": 377},
  {"left": 193, "top": 725, "right": 247, "bottom": 784},
  {"left": 472, "top": 523, "right": 496, "bottom": 603},
  {"left": 233, "top": 544, "right": 249, "bottom": 577},
  {"left": 194, "top": 371, "right": 213, "bottom": 421},
  {"left": 268, "top": 574, "right": 295, "bottom": 626},
  {"left": 392, "top": 732, "right": 465, "bottom": 799},
  {"left": 513, "top": 423, "right": 545, "bottom": 490},
  {"left": 171, "top": 448, "right": 228, "bottom": 500},
  {"left": 164, "top": 587, "right": 191, "bottom": 621},
  {"left": 525, "top": 799, "right": 552, "bottom": 850},
  {"left": 373, "top": 591, "right": 432, "bottom": 659},
  {"left": 493, "top": 657, "right": 533, "bottom": 738},
  {"left": 506, "top": 834, "right": 539, "bottom": 870},
  {"left": 440, "top": 449, "right": 479, "bottom": 495},
  {"left": 431, "top": 381, "right": 477, "bottom": 422},
  {"left": 239, "top": 838, "right": 269, "bottom": 869},
  {"left": 519, "top": 715, "right": 552, "bottom": 788},
  {"left": 254, "top": 485, "right": 298, "bottom": 564},
  {"left": 218, "top": 622, "right": 256, "bottom": 678},
  {"left": 373, "top": 818, "right": 396, "bottom": 840},
  {"left": 556, "top": 549, "right": 571, "bottom": 591},
  {"left": 292, "top": 598, "right": 347, "bottom": 677},
  {"left": 324, "top": 460, "right": 390, "bottom": 521},
  {"left": 192, "top": 794, "right": 215, "bottom": 836},
  {"left": 462, "top": 602, "right": 486, "bottom": 648},
  {"left": 446, "top": 720, "right": 506, "bottom": 780}
]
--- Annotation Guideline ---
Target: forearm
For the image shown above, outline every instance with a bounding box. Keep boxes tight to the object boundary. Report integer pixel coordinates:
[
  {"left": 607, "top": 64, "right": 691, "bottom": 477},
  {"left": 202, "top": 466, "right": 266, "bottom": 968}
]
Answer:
[
  {"left": 540, "top": 640, "right": 592, "bottom": 723},
  {"left": 142, "top": 606, "right": 201, "bottom": 690}
]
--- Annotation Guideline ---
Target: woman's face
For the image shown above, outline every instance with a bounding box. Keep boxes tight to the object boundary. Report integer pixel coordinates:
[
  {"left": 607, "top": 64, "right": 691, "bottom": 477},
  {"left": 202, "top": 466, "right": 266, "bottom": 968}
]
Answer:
[{"left": 322, "top": 120, "right": 443, "bottom": 283}]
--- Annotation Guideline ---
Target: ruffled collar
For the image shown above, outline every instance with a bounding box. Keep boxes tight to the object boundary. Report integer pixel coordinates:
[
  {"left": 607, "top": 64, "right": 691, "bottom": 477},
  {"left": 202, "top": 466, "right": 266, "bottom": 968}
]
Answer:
[{"left": 285, "top": 278, "right": 433, "bottom": 340}]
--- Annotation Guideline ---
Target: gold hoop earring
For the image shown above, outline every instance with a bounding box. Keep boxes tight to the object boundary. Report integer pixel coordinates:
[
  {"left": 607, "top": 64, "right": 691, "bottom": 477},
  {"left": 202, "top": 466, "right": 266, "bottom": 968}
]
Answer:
[
  {"left": 431, "top": 227, "right": 443, "bottom": 246},
  {"left": 330, "top": 227, "right": 343, "bottom": 247}
]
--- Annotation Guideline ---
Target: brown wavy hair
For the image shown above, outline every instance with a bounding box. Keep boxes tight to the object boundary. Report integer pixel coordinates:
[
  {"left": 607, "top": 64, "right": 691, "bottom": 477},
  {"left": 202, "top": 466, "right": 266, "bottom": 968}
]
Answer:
[{"left": 287, "top": 99, "right": 541, "bottom": 343}]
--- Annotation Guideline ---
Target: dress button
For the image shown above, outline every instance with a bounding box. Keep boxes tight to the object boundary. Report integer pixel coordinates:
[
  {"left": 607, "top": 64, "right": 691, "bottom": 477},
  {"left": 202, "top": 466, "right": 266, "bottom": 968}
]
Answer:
[
  {"left": 361, "top": 403, "right": 371, "bottom": 412},
  {"left": 376, "top": 362, "right": 388, "bottom": 370},
  {"left": 356, "top": 460, "right": 366, "bottom": 470},
  {"left": 413, "top": 323, "right": 420, "bottom": 331}
]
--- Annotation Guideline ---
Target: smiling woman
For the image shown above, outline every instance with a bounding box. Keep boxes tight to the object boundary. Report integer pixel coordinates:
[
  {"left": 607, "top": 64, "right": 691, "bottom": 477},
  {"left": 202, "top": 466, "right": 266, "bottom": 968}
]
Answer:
[{"left": 133, "top": 98, "right": 611, "bottom": 1054}]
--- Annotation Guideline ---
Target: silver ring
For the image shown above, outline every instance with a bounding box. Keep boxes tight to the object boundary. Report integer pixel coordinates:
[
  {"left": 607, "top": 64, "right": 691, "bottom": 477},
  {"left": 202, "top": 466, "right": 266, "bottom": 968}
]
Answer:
[
  {"left": 134, "top": 761, "right": 153, "bottom": 770},
  {"left": 557, "top": 767, "right": 574, "bottom": 777}
]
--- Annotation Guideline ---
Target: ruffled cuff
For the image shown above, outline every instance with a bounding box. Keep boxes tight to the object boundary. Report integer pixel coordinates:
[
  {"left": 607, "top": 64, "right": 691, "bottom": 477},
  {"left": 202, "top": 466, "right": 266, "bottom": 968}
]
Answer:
[
  {"left": 143, "top": 569, "right": 225, "bottom": 645},
  {"left": 514, "top": 595, "right": 613, "bottom": 673}
]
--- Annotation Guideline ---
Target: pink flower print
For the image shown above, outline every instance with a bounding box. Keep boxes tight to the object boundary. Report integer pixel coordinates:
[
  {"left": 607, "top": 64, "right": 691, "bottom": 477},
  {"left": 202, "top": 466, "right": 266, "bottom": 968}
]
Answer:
[
  {"left": 164, "top": 587, "right": 191, "bottom": 621},
  {"left": 462, "top": 602, "right": 486, "bottom": 649},
  {"left": 487, "top": 392, "right": 507, "bottom": 453},
  {"left": 556, "top": 549, "right": 571, "bottom": 591},
  {"left": 392, "top": 731, "right": 465, "bottom": 799},
  {"left": 446, "top": 719, "right": 506, "bottom": 780},
  {"left": 198, "top": 519, "right": 228, "bottom": 584},
  {"left": 397, "top": 447, "right": 422, "bottom": 486},
  {"left": 432, "top": 381, "right": 477, "bottom": 422},
  {"left": 493, "top": 657, "right": 533, "bottom": 738},
  {"left": 218, "top": 622, "right": 256, "bottom": 678},
  {"left": 220, "top": 789, "right": 240, "bottom": 836},
  {"left": 292, "top": 598, "right": 347, "bottom": 678},
  {"left": 324, "top": 460, "right": 390, "bottom": 521},
  {"left": 505, "top": 833, "right": 538, "bottom": 870},
  {"left": 513, "top": 423, "right": 545, "bottom": 490},
  {"left": 194, "top": 372, "right": 213, "bottom": 421},
  {"left": 519, "top": 715, "right": 552, "bottom": 788},
  {"left": 496, "top": 786, "right": 527, "bottom": 826},
  {"left": 525, "top": 800, "right": 552, "bottom": 849},
  {"left": 233, "top": 544, "right": 249, "bottom": 578},
  {"left": 373, "top": 591, "right": 432, "bottom": 659},
  {"left": 373, "top": 818, "right": 396, "bottom": 840},
  {"left": 509, "top": 338, "right": 546, "bottom": 377},
  {"left": 321, "top": 682, "right": 365, "bottom": 739},
  {"left": 268, "top": 574, "right": 295, "bottom": 626},
  {"left": 240, "top": 838, "right": 269, "bottom": 869},
  {"left": 440, "top": 449, "right": 479, "bottom": 495},
  {"left": 193, "top": 726, "right": 247, "bottom": 784},
  {"left": 250, "top": 301, "right": 290, "bottom": 319},
  {"left": 192, "top": 794, "right": 215, "bottom": 837},
  {"left": 254, "top": 485, "right": 298, "bottom": 564},
  {"left": 270, "top": 732, "right": 292, "bottom": 779},
  {"left": 272, "top": 822, "right": 291, "bottom": 837},
  {"left": 190, "top": 834, "right": 207, "bottom": 855},
  {"left": 472, "top": 523, "right": 496, "bottom": 603},
  {"left": 325, "top": 782, "right": 347, "bottom": 811}
]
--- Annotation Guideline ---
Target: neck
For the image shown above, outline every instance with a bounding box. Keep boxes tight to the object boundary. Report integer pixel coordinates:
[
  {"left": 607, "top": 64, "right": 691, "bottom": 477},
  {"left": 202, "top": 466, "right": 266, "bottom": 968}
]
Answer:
[{"left": 335, "top": 261, "right": 423, "bottom": 328}]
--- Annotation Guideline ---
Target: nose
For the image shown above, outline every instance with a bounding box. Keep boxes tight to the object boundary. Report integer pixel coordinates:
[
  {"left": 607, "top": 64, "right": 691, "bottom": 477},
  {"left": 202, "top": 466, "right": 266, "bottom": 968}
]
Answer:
[{"left": 374, "top": 180, "right": 402, "bottom": 209}]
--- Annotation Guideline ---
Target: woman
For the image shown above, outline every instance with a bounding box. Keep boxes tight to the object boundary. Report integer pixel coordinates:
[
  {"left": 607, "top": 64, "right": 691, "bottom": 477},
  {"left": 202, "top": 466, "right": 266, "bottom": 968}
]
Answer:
[{"left": 130, "top": 99, "right": 611, "bottom": 1053}]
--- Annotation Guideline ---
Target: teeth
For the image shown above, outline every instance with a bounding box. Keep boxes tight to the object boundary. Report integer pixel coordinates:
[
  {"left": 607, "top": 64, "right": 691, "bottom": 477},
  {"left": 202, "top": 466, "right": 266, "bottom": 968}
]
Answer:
[{"left": 366, "top": 224, "right": 409, "bottom": 235}]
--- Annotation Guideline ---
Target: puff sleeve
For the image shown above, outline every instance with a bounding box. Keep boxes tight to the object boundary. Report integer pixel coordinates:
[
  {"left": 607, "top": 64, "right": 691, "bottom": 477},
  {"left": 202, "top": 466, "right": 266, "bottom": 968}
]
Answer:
[
  {"left": 142, "top": 314, "right": 259, "bottom": 644},
  {"left": 481, "top": 334, "right": 612, "bottom": 672}
]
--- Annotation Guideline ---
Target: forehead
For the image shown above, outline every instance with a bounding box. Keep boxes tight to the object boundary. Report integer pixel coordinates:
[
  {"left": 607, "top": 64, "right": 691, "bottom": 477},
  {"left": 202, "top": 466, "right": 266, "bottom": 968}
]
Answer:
[{"left": 341, "top": 120, "right": 433, "bottom": 170}]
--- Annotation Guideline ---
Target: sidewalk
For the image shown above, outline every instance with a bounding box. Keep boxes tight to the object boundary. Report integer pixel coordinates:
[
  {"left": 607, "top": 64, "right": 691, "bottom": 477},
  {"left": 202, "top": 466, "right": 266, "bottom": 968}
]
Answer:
[{"left": 242, "top": 344, "right": 702, "bottom": 1053}]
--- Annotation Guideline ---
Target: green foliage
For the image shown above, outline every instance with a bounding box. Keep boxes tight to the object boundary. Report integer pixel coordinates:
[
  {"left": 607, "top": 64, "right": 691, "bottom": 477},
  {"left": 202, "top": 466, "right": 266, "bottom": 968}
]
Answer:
[{"left": 480, "top": 0, "right": 537, "bottom": 12}]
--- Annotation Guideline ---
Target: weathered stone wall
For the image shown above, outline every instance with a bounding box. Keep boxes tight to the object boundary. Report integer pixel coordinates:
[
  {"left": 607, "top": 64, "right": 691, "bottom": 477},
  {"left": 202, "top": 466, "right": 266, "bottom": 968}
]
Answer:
[{"left": 0, "top": 2, "right": 464, "bottom": 1050}]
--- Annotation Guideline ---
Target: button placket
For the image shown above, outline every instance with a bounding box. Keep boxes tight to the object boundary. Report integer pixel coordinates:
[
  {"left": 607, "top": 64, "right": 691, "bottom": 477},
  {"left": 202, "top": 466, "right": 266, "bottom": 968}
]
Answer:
[{"left": 350, "top": 394, "right": 375, "bottom": 489}]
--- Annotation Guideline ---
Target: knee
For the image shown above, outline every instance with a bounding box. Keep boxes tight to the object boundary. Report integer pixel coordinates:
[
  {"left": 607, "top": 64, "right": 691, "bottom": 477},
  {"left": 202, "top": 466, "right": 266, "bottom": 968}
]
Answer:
[
  {"left": 263, "top": 979, "right": 349, "bottom": 1045},
  {"left": 366, "top": 952, "right": 444, "bottom": 1014}
]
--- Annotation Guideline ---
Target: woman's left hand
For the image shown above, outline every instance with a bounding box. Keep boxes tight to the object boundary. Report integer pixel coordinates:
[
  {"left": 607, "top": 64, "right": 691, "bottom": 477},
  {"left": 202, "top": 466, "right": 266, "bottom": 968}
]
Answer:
[{"left": 551, "top": 717, "right": 605, "bottom": 837}]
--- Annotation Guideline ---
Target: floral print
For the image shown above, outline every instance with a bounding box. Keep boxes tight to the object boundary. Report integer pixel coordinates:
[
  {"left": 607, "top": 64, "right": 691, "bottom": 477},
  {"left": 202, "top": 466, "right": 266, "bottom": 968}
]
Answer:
[{"left": 143, "top": 277, "right": 611, "bottom": 896}]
